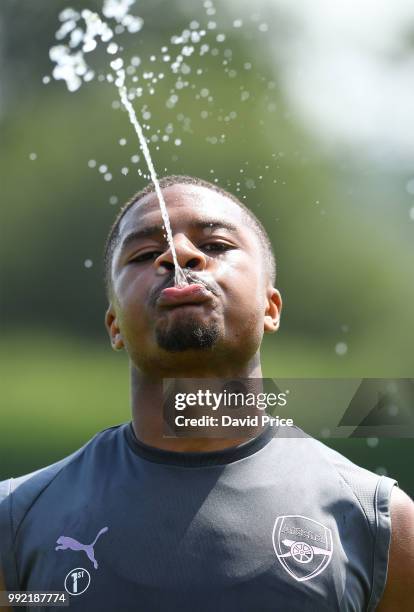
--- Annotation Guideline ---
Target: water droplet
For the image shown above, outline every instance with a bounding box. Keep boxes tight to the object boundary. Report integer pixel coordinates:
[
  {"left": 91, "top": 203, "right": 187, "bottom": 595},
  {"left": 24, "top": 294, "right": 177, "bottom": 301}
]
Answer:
[
  {"left": 104, "top": 173, "right": 112, "bottom": 181},
  {"left": 121, "top": 166, "right": 129, "bottom": 175},
  {"left": 110, "top": 58, "right": 124, "bottom": 71},
  {"left": 182, "top": 45, "right": 194, "bottom": 57},
  {"left": 367, "top": 437, "right": 379, "bottom": 448},
  {"left": 83, "top": 70, "right": 95, "bottom": 82},
  {"left": 84, "top": 259, "right": 93, "bottom": 268},
  {"left": 29, "top": 152, "right": 37, "bottom": 161},
  {"left": 131, "top": 56, "right": 141, "bottom": 67},
  {"left": 109, "top": 195, "right": 118, "bottom": 205},
  {"left": 131, "top": 154, "right": 140, "bottom": 163},
  {"left": 88, "top": 159, "right": 97, "bottom": 168},
  {"left": 119, "top": 138, "right": 127, "bottom": 146},
  {"left": 166, "top": 94, "right": 179, "bottom": 109},
  {"left": 59, "top": 8, "right": 80, "bottom": 22},
  {"left": 375, "top": 466, "right": 388, "bottom": 476},
  {"left": 258, "top": 23, "right": 268, "bottom": 32},
  {"left": 42, "top": 76, "right": 51, "bottom": 85},
  {"left": 124, "top": 16, "right": 143, "bottom": 34},
  {"left": 174, "top": 138, "right": 182, "bottom": 146},
  {"left": 233, "top": 19, "right": 243, "bottom": 28},
  {"left": 409, "top": 207, "right": 414, "bottom": 221},
  {"left": 107, "top": 42, "right": 118, "bottom": 54},
  {"left": 335, "top": 342, "right": 348, "bottom": 356},
  {"left": 156, "top": 266, "right": 169, "bottom": 276},
  {"left": 216, "top": 34, "right": 226, "bottom": 43}
]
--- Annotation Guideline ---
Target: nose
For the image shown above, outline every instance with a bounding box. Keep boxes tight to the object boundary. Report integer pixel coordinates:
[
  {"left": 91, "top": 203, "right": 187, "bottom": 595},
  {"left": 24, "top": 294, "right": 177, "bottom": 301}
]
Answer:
[{"left": 154, "top": 234, "right": 207, "bottom": 274}]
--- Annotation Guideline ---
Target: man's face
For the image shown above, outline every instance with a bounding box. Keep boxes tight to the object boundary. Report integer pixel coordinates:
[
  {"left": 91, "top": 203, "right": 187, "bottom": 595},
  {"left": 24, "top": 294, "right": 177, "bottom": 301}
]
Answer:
[{"left": 105, "top": 184, "right": 281, "bottom": 375}]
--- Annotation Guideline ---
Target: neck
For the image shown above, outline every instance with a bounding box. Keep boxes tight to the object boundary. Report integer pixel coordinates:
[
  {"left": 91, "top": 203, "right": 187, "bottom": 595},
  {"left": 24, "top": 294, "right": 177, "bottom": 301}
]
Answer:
[{"left": 130, "top": 353, "right": 264, "bottom": 452}]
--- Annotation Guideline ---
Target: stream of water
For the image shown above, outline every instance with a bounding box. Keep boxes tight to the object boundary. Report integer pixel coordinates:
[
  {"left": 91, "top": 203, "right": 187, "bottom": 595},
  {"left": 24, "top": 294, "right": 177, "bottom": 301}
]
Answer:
[
  {"left": 49, "top": 2, "right": 189, "bottom": 287},
  {"left": 116, "top": 68, "right": 188, "bottom": 286}
]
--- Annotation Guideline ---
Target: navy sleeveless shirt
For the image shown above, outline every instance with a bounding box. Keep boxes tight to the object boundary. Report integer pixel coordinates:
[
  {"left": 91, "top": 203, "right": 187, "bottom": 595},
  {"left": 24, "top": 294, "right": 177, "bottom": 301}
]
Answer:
[{"left": 0, "top": 423, "right": 397, "bottom": 611}]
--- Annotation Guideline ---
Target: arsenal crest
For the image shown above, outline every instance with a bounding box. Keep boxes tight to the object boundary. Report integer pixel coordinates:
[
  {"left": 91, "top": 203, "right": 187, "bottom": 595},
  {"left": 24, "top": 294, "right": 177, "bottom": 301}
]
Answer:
[{"left": 272, "top": 515, "right": 333, "bottom": 582}]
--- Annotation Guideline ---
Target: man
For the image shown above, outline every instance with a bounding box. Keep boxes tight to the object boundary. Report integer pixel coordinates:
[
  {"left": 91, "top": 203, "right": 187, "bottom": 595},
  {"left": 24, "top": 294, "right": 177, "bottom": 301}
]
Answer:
[{"left": 0, "top": 176, "right": 413, "bottom": 611}]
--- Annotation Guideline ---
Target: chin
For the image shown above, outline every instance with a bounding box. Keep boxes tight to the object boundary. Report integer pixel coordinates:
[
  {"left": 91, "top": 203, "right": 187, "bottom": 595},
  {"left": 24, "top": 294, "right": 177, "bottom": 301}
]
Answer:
[{"left": 155, "top": 316, "right": 220, "bottom": 352}]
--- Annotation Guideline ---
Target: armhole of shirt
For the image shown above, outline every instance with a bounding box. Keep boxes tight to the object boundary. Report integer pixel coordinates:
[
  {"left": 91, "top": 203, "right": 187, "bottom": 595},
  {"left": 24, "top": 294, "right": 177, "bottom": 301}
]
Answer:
[
  {"left": 367, "top": 475, "right": 398, "bottom": 611},
  {"left": 0, "top": 478, "right": 20, "bottom": 591}
]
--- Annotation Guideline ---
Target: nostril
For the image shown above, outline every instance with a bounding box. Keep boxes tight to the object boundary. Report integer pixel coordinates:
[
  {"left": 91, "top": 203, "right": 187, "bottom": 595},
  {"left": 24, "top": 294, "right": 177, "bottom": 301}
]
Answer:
[
  {"left": 186, "top": 258, "right": 201, "bottom": 269},
  {"left": 160, "top": 261, "right": 175, "bottom": 271}
]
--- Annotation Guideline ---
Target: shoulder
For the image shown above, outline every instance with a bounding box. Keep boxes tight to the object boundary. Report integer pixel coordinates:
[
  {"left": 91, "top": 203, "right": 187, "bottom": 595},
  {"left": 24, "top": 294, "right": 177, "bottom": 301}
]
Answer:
[
  {"left": 298, "top": 436, "right": 395, "bottom": 518},
  {"left": 377, "top": 487, "right": 414, "bottom": 611},
  {"left": 0, "top": 423, "right": 126, "bottom": 525},
  {"left": 310, "top": 438, "right": 414, "bottom": 610}
]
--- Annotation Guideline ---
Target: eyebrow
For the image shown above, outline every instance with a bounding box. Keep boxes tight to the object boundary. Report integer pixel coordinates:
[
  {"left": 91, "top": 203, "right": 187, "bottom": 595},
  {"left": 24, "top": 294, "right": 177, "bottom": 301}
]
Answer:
[{"left": 119, "top": 219, "right": 239, "bottom": 254}]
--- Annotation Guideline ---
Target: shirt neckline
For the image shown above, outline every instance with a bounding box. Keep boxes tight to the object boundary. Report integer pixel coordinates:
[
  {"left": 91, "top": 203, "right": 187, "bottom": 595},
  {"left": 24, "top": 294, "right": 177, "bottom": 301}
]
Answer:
[{"left": 123, "top": 421, "right": 276, "bottom": 467}]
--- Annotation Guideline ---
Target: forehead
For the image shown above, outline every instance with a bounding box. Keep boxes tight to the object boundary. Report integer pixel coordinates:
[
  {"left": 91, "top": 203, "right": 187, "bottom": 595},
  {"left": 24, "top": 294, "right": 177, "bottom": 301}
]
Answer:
[{"left": 118, "top": 183, "right": 249, "bottom": 235}]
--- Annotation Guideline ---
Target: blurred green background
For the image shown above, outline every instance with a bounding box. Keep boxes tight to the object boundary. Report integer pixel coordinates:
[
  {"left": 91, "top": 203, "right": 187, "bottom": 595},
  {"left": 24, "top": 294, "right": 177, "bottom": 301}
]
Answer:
[{"left": 1, "top": 0, "right": 413, "bottom": 492}]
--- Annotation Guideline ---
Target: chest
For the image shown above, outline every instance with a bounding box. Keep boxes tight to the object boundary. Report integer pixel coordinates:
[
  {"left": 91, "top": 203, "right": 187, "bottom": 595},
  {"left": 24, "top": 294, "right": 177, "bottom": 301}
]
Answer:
[{"left": 16, "top": 479, "right": 369, "bottom": 611}]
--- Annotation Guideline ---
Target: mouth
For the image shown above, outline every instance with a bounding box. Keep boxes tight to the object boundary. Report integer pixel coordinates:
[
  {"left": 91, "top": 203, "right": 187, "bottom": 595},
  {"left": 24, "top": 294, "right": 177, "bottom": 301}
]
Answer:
[{"left": 156, "top": 283, "right": 213, "bottom": 308}]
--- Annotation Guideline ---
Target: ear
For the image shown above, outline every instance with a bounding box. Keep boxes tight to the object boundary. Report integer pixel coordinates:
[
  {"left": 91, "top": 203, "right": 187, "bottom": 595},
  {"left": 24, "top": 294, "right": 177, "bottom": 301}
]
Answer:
[
  {"left": 264, "top": 287, "right": 282, "bottom": 333},
  {"left": 105, "top": 303, "right": 124, "bottom": 351}
]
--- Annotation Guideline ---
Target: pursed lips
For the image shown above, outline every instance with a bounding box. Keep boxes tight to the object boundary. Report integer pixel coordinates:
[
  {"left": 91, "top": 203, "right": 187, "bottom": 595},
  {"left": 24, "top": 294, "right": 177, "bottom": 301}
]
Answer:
[
  {"left": 147, "top": 271, "right": 220, "bottom": 309},
  {"left": 156, "top": 283, "right": 213, "bottom": 308}
]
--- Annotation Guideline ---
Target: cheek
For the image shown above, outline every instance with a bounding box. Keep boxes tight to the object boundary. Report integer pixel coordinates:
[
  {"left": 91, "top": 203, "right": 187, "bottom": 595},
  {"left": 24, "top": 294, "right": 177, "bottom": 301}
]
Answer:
[
  {"left": 114, "top": 273, "right": 152, "bottom": 333},
  {"left": 218, "top": 251, "right": 264, "bottom": 295},
  {"left": 216, "top": 255, "right": 266, "bottom": 320}
]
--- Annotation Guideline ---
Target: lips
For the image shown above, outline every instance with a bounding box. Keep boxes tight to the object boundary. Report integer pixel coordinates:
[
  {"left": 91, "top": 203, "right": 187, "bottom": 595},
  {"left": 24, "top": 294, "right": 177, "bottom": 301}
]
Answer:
[{"left": 157, "top": 283, "right": 212, "bottom": 307}]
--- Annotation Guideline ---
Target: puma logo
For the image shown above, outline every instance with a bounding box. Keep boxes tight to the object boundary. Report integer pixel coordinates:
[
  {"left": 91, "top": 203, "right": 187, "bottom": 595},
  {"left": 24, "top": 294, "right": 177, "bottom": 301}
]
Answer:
[{"left": 55, "top": 526, "right": 109, "bottom": 569}]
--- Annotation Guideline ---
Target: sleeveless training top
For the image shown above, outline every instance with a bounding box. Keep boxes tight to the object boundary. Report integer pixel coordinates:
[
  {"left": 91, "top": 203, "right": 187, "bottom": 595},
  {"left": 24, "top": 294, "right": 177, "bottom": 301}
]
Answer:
[{"left": 0, "top": 422, "right": 397, "bottom": 611}]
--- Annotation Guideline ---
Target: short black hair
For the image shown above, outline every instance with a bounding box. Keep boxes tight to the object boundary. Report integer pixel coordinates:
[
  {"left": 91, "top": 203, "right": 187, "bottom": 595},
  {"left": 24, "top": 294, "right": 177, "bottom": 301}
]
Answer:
[{"left": 103, "top": 175, "right": 276, "bottom": 299}]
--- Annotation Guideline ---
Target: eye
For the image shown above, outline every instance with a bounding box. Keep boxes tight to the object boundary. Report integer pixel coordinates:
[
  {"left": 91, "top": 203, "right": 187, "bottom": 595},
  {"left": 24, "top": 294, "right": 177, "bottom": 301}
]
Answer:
[
  {"left": 200, "top": 242, "right": 234, "bottom": 253},
  {"left": 129, "top": 251, "right": 162, "bottom": 263}
]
